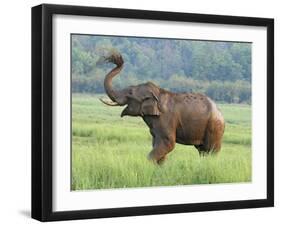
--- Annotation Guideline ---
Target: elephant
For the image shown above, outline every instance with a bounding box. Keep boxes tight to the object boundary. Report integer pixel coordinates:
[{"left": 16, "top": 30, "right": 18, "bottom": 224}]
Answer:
[{"left": 99, "top": 51, "right": 225, "bottom": 164}]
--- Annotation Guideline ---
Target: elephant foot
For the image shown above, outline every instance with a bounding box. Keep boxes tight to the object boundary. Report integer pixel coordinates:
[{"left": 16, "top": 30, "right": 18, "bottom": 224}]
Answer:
[
  {"left": 148, "top": 138, "right": 175, "bottom": 165},
  {"left": 147, "top": 151, "right": 167, "bottom": 165},
  {"left": 195, "top": 145, "right": 207, "bottom": 157},
  {"left": 196, "top": 147, "right": 219, "bottom": 157},
  {"left": 157, "top": 156, "right": 166, "bottom": 165},
  {"left": 199, "top": 151, "right": 208, "bottom": 157}
]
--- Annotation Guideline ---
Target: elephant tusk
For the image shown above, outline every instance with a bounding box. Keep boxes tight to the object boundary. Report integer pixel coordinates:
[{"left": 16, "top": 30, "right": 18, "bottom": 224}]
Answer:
[{"left": 99, "top": 97, "right": 120, "bottom": 106}]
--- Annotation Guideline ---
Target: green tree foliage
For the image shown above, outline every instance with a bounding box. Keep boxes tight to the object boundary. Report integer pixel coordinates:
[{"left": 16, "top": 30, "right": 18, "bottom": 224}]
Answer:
[{"left": 71, "top": 35, "right": 252, "bottom": 104}]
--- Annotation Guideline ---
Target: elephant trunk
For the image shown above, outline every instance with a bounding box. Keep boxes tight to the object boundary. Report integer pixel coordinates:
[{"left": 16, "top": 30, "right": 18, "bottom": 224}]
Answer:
[{"left": 103, "top": 53, "right": 125, "bottom": 105}]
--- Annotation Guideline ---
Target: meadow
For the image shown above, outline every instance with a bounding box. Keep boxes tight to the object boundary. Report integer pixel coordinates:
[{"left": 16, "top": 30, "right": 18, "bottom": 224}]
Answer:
[{"left": 71, "top": 94, "right": 252, "bottom": 190}]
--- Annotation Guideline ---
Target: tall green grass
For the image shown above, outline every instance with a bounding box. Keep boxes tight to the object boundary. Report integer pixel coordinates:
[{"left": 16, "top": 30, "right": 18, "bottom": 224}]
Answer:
[{"left": 72, "top": 94, "right": 251, "bottom": 190}]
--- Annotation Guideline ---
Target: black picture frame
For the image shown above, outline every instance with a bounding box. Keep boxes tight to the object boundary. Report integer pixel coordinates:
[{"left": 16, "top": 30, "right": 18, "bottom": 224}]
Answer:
[{"left": 31, "top": 3, "right": 274, "bottom": 222}]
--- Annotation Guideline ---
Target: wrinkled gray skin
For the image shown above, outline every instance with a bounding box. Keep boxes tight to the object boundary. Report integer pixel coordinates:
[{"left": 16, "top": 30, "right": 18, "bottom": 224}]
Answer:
[{"left": 100, "top": 52, "right": 225, "bottom": 164}]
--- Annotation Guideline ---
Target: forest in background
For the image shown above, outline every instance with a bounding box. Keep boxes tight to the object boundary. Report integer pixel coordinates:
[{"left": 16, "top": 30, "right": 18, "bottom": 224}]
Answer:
[{"left": 71, "top": 35, "right": 252, "bottom": 104}]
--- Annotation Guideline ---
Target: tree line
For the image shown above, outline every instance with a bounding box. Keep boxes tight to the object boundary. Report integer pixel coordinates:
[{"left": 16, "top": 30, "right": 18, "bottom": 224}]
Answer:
[{"left": 72, "top": 35, "right": 252, "bottom": 104}]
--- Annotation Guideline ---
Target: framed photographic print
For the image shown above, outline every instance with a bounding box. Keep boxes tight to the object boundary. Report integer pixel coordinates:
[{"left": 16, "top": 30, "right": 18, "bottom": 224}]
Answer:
[{"left": 31, "top": 4, "right": 274, "bottom": 221}]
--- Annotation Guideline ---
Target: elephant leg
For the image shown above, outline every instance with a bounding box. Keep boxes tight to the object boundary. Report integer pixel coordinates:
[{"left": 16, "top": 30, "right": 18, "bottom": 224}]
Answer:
[{"left": 148, "top": 136, "right": 175, "bottom": 164}]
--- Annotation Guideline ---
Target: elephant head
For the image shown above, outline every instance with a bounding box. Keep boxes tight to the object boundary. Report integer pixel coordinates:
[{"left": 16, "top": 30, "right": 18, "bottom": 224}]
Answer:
[
  {"left": 120, "top": 83, "right": 161, "bottom": 117},
  {"left": 99, "top": 52, "right": 161, "bottom": 117}
]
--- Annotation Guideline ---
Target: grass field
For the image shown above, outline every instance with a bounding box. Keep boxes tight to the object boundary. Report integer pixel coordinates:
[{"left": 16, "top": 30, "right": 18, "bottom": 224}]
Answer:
[{"left": 71, "top": 94, "right": 252, "bottom": 190}]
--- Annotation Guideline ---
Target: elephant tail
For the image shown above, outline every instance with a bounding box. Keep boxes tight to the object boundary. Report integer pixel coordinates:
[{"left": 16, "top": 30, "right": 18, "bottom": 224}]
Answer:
[{"left": 204, "top": 104, "right": 225, "bottom": 153}]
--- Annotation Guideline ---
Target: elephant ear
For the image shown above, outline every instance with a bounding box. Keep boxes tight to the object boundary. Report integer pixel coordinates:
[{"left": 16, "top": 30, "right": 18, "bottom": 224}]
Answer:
[{"left": 141, "top": 92, "right": 161, "bottom": 116}]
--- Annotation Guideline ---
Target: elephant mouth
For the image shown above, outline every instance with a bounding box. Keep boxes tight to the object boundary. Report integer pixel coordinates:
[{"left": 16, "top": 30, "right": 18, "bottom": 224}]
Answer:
[
  {"left": 121, "top": 106, "right": 129, "bottom": 117},
  {"left": 100, "top": 97, "right": 140, "bottom": 117},
  {"left": 99, "top": 97, "right": 129, "bottom": 117},
  {"left": 121, "top": 105, "right": 141, "bottom": 117}
]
